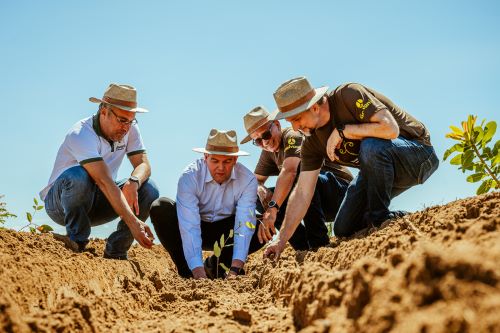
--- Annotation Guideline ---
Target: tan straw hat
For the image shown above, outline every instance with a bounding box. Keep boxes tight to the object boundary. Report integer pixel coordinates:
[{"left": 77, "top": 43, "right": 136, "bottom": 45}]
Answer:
[
  {"left": 193, "top": 129, "right": 249, "bottom": 156},
  {"left": 89, "top": 83, "right": 148, "bottom": 113},
  {"left": 240, "top": 106, "right": 278, "bottom": 144},
  {"left": 273, "top": 76, "right": 328, "bottom": 120}
]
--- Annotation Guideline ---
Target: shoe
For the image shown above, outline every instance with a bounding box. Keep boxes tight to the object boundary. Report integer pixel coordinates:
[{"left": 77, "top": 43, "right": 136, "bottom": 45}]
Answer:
[
  {"left": 53, "top": 233, "right": 87, "bottom": 252},
  {"left": 390, "top": 210, "right": 410, "bottom": 218},
  {"left": 103, "top": 252, "right": 128, "bottom": 260},
  {"left": 371, "top": 210, "right": 410, "bottom": 228}
]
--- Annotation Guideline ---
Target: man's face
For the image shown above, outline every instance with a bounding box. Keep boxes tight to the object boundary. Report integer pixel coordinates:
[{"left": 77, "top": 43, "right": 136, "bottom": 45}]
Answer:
[
  {"left": 205, "top": 154, "right": 238, "bottom": 184},
  {"left": 100, "top": 105, "right": 137, "bottom": 142},
  {"left": 285, "top": 107, "right": 320, "bottom": 137},
  {"left": 250, "top": 121, "right": 281, "bottom": 152}
]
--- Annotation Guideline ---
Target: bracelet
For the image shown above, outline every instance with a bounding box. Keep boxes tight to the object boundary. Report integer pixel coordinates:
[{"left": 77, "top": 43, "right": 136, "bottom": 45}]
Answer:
[{"left": 336, "top": 124, "right": 345, "bottom": 140}]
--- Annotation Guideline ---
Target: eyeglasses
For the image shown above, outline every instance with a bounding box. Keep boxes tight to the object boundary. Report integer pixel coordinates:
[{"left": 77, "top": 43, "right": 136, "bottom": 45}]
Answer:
[
  {"left": 252, "top": 122, "right": 274, "bottom": 146},
  {"left": 108, "top": 107, "right": 138, "bottom": 126}
]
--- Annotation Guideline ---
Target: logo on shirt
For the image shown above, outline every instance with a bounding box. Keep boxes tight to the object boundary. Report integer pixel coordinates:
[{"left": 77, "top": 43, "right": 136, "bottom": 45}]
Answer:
[
  {"left": 116, "top": 144, "right": 126, "bottom": 151},
  {"left": 287, "top": 137, "right": 296, "bottom": 145},
  {"left": 355, "top": 99, "right": 371, "bottom": 119}
]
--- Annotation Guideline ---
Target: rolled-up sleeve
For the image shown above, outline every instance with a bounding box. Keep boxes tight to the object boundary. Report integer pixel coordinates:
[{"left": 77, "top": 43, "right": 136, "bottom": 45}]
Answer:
[
  {"left": 176, "top": 174, "right": 203, "bottom": 270},
  {"left": 232, "top": 175, "right": 258, "bottom": 263}
]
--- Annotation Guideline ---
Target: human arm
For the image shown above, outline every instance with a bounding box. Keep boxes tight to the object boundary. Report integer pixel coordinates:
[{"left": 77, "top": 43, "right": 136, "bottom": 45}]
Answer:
[
  {"left": 258, "top": 156, "right": 300, "bottom": 244},
  {"left": 176, "top": 173, "right": 206, "bottom": 278},
  {"left": 122, "top": 153, "right": 152, "bottom": 215},
  {"left": 233, "top": 175, "right": 258, "bottom": 269},
  {"left": 82, "top": 161, "right": 154, "bottom": 248},
  {"left": 264, "top": 168, "right": 320, "bottom": 259}
]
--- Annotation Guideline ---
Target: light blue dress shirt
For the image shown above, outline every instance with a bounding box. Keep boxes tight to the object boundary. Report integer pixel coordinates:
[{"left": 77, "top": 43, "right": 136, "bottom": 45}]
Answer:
[{"left": 176, "top": 158, "right": 258, "bottom": 270}]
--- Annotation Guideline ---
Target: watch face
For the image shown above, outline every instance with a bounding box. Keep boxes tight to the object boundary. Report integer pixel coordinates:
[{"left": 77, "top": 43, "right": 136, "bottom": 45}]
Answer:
[{"left": 268, "top": 200, "right": 276, "bottom": 207}]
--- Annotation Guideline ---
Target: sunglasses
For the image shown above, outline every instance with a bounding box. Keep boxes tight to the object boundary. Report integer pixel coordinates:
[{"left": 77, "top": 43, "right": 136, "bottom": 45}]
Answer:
[{"left": 252, "top": 122, "right": 274, "bottom": 146}]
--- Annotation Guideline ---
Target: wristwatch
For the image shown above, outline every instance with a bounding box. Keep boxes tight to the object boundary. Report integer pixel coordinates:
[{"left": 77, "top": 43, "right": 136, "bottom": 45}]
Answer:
[
  {"left": 268, "top": 200, "right": 280, "bottom": 212},
  {"left": 336, "top": 124, "right": 346, "bottom": 140},
  {"left": 128, "top": 176, "right": 141, "bottom": 187}
]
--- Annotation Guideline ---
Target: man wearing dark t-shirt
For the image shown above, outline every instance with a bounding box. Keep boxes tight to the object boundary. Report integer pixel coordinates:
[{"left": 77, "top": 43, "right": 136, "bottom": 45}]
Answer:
[
  {"left": 264, "top": 77, "right": 438, "bottom": 259},
  {"left": 241, "top": 106, "right": 352, "bottom": 250}
]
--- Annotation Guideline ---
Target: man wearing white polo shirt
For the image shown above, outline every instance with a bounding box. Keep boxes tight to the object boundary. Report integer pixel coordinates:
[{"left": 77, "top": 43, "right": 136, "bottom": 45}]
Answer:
[{"left": 40, "top": 83, "right": 159, "bottom": 259}]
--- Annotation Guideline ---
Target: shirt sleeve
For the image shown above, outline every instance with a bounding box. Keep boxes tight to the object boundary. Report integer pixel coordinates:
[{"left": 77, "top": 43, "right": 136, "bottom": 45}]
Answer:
[
  {"left": 341, "top": 83, "right": 387, "bottom": 123},
  {"left": 176, "top": 172, "right": 203, "bottom": 270},
  {"left": 254, "top": 151, "right": 279, "bottom": 176},
  {"left": 232, "top": 174, "right": 258, "bottom": 263},
  {"left": 300, "top": 137, "right": 324, "bottom": 172},
  {"left": 126, "top": 124, "right": 146, "bottom": 156},
  {"left": 282, "top": 129, "right": 303, "bottom": 159},
  {"left": 65, "top": 127, "right": 103, "bottom": 165}
]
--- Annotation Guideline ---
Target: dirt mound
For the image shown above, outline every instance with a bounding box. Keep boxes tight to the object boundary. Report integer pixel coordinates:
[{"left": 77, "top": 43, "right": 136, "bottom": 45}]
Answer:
[{"left": 1, "top": 192, "right": 499, "bottom": 332}]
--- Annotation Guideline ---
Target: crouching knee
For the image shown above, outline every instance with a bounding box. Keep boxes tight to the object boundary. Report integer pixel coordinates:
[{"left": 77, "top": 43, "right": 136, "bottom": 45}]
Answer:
[{"left": 149, "top": 197, "right": 176, "bottom": 227}]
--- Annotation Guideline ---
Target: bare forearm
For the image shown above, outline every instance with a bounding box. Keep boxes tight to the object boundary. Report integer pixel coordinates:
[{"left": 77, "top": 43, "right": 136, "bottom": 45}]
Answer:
[
  {"left": 131, "top": 162, "right": 151, "bottom": 185},
  {"left": 96, "top": 180, "right": 137, "bottom": 225},
  {"left": 344, "top": 122, "right": 399, "bottom": 140},
  {"left": 279, "top": 185, "right": 315, "bottom": 242},
  {"left": 272, "top": 170, "right": 296, "bottom": 206}
]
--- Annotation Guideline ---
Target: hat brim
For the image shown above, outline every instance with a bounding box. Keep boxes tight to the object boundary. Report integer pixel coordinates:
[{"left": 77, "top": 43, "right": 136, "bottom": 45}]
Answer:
[
  {"left": 273, "top": 86, "right": 329, "bottom": 121},
  {"left": 89, "top": 97, "right": 149, "bottom": 113},
  {"left": 240, "top": 109, "right": 280, "bottom": 144},
  {"left": 192, "top": 148, "right": 249, "bottom": 156}
]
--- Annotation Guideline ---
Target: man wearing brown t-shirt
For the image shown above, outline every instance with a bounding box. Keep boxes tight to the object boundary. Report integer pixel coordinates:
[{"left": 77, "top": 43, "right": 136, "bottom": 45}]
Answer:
[
  {"left": 264, "top": 77, "right": 438, "bottom": 259},
  {"left": 241, "top": 106, "right": 353, "bottom": 250}
]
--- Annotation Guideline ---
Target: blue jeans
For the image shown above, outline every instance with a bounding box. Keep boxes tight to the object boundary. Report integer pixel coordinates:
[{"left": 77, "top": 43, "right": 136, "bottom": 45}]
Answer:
[
  {"left": 44, "top": 166, "right": 160, "bottom": 257},
  {"left": 333, "top": 137, "right": 439, "bottom": 237},
  {"left": 256, "top": 171, "right": 349, "bottom": 250}
]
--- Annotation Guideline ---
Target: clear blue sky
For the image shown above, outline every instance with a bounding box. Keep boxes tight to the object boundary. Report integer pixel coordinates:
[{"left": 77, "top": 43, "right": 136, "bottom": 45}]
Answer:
[{"left": 1, "top": 0, "right": 499, "bottom": 238}]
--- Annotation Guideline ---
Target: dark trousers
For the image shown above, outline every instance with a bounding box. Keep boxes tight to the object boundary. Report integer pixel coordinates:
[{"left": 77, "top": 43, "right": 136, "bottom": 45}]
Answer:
[
  {"left": 150, "top": 197, "right": 264, "bottom": 278},
  {"left": 257, "top": 171, "right": 349, "bottom": 250},
  {"left": 333, "top": 137, "right": 439, "bottom": 237}
]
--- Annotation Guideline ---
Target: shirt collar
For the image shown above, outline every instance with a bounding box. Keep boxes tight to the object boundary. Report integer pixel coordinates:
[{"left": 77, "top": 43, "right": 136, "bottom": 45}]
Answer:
[{"left": 92, "top": 112, "right": 115, "bottom": 146}]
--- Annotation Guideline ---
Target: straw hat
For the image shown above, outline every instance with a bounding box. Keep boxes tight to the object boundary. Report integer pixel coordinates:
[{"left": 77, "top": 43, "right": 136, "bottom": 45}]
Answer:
[
  {"left": 273, "top": 77, "right": 328, "bottom": 120},
  {"left": 89, "top": 83, "right": 148, "bottom": 113},
  {"left": 240, "top": 106, "right": 278, "bottom": 144},
  {"left": 193, "top": 129, "right": 249, "bottom": 156}
]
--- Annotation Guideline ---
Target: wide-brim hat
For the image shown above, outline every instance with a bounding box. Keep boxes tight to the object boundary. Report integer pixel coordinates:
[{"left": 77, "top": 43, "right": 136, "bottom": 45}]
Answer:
[
  {"left": 193, "top": 129, "right": 249, "bottom": 156},
  {"left": 240, "top": 106, "right": 279, "bottom": 144},
  {"left": 273, "top": 76, "right": 328, "bottom": 120},
  {"left": 89, "top": 83, "right": 148, "bottom": 113}
]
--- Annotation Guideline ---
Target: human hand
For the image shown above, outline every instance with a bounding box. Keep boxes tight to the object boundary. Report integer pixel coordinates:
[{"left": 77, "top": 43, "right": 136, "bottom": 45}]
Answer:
[
  {"left": 263, "top": 237, "right": 286, "bottom": 260},
  {"left": 129, "top": 220, "right": 154, "bottom": 249},
  {"left": 326, "top": 129, "right": 342, "bottom": 161},
  {"left": 257, "top": 185, "right": 273, "bottom": 208},
  {"left": 257, "top": 208, "right": 277, "bottom": 244},
  {"left": 122, "top": 181, "right": 140, "bottom": 215},
  {"left": 192, "top": 266, "right": 208, "bottom": 279}
]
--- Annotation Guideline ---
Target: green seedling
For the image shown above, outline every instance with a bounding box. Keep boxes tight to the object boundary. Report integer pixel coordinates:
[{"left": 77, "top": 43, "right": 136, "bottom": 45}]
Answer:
[
  {"left": 0, "top": 195, "right": 17, "bottom": 227},
  {"left": 444, "top": 115, "right": 499, "bottom": 195},
  {"left": 19, "top": 197, "right": 54, "bottom": 234},
  {"left": 212, "top": 210, "right": 257, "bottom": 278}
]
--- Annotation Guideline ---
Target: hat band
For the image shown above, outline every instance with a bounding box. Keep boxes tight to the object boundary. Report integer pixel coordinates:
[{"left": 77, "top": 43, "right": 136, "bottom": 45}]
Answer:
[
  {"left": 278, "top": 90, "right": 316, "bottom": 113},
  {"left": 246, "top": 118, "right": 270, "bottom": 135},
  {"left": 205, "top": 144, "right": 239, "bottom": 153},
  {"left": 103, "top": 96, "right": 137, "bottom": 108}
]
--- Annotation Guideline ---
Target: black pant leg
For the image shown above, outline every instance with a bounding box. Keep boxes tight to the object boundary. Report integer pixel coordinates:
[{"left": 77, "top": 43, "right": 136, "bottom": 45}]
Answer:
[{"left": 150, "top": 197, "right": 192, "bottom": 278}]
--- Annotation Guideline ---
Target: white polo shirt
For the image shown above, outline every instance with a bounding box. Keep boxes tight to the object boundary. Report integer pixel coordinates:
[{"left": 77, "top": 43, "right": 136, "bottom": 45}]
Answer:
[{"left": 39, "top": 114, "right": 145, "bottom": 200}]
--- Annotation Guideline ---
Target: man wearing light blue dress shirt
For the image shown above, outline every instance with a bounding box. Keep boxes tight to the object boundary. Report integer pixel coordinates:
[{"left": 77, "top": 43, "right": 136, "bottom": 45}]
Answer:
[{"left": 150, "top": 129, "right": 261, "bottom": 279}]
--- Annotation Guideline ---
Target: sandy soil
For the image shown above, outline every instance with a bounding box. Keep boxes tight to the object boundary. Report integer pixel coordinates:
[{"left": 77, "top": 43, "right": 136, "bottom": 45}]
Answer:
[{"left": 1, "top": 192, "right": 499, "bottom": 333}]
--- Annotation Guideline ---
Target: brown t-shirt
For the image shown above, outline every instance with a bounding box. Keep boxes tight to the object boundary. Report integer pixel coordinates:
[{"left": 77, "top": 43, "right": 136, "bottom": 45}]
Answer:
[
  {"left": 301, "top": 83, "right": 432, "bottom": 171},
  {"left": 255, "top": 127, "right": 353, "bottom": 182}
]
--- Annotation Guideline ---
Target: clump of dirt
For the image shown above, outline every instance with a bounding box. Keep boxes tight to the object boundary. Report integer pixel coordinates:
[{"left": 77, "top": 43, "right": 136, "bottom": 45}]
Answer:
[{"left": 1, "top": 192, "right": 499, "bottom": 332}]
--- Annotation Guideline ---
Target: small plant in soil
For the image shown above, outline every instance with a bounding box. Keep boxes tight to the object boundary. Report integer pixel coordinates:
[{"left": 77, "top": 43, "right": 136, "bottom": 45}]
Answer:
[
  {"left": 444, "top": 115, "right": 499, "bottom": 194},
  {"left": 19, "top": 197, "right": 54, "bottom": 233},
  {"left": 213, "top": 212, "right": 258, "bottom": 278},
  {"left": 0, "top": 195, "right": 17, "bottom": 227}
]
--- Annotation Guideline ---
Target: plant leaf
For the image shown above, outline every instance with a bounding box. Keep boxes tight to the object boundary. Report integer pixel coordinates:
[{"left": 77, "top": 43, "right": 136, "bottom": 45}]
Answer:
[
  {"left": 219, "top": 263, "right": 230, "bottom": 273},
  {"left": 443, "top": 143, "right": 464, "bottom": 160},
  {"left": 37, "top": 224, "right": 54, "bottom": 233},
  {"left": 37, "top": 205, "right": 44, "bottom": 211},
  {"left": 466, "top": 173, "right": 485, "bottom": 183},
  {"left": 26, "top": 212, "right": 32, "bottom": 223},
  {"left": 29, "top": 227, "right": 36, "bottom": 233},
  {"left": 220, "top": 234, "right": 225, "bottom": 248},
  {"left": 245, "top": 221, "right": 255, "bottom": 230},
  {"left": 476, "top": 179, "right": 493, "bottom": 195},
  {"left": 229, "top": 229, "right": 234, "bottom": 238},
  {"left": 482, "top": 121, "right": 497, "bottom": 146},
  {"left": 33, "top": 198, "right": 38, "bottom": 206},
  {"left": 213, "top": 241, "right": 221, "bottom": 257},
  {"left": 449, "top": 154, "right": 462, "bottom": 165},
  {"left": 450, "top": 125, "right": 463, "bottom": 135},
  {"left": 473, "top": 126, "right": 484, "bottom": 144}
]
